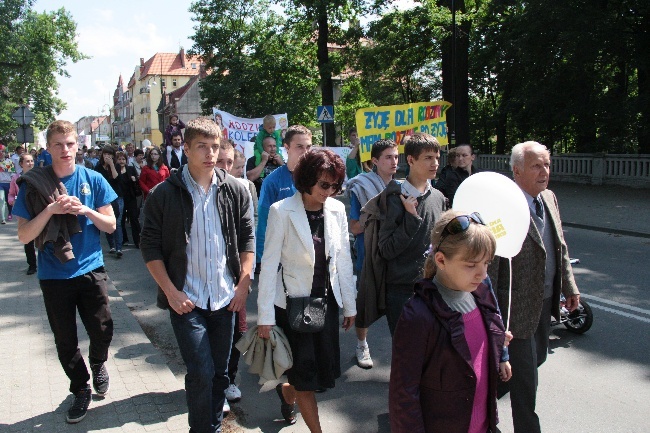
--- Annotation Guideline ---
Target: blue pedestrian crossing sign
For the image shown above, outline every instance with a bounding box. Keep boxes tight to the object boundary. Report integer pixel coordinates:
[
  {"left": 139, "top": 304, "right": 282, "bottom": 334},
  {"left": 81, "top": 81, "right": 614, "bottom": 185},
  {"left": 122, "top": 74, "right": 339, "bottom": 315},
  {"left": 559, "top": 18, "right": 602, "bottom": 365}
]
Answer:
[{"left": 317, "top": 105, "right": 334, "bottom": 123}]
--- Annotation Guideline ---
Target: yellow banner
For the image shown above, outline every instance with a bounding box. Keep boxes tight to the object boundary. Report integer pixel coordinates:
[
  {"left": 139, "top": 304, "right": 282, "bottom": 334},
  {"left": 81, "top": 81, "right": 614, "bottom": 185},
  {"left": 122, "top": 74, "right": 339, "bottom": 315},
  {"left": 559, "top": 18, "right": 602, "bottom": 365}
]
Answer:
[{"left": 355, "top": 101, "right": 451, "bottom": 162}]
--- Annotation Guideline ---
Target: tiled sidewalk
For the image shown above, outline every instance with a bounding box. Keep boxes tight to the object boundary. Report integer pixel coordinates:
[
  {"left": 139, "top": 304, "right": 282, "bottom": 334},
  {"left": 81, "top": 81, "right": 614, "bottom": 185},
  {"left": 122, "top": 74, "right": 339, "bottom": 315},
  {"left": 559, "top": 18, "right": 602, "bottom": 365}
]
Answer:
[{"left": 0, "top": 230, "right": 188, "bottom": 433}]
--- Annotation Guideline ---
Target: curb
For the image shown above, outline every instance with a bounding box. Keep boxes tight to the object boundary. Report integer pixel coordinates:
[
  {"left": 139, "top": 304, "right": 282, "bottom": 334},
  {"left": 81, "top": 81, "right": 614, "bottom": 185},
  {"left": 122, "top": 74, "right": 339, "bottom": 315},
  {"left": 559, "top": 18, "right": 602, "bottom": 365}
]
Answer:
[{"left": 562, "top": 222, "right": 650, "bottom": 239}]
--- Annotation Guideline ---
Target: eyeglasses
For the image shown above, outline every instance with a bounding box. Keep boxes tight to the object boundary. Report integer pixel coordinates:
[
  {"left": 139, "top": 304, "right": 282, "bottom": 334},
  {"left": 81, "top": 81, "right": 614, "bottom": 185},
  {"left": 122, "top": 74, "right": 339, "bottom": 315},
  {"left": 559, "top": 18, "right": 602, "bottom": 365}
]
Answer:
[
  {"left": 435, "top": 212, "right": 486, "bottom": 253},
  {"left": 317, "top": 180, "right": 342, "bottom": 191}
]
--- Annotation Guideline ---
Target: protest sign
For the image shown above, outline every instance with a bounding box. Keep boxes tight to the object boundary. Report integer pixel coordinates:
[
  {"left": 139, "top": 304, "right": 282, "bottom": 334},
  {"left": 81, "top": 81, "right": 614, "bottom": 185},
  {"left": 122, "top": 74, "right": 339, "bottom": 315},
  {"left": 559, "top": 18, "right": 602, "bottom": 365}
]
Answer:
[
  {"left": 355, "top": 101, "right": 451, "bottom": 162},
  {"left": 212, "top": 109, "right": 288, "bottom": 160}
]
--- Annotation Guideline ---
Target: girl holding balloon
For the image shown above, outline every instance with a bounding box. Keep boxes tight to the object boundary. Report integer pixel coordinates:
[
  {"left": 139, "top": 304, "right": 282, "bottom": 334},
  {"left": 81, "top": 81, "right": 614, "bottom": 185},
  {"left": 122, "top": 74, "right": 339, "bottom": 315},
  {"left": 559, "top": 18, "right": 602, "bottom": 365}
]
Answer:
[{"left": 389, "top": 210, "right": 511, "bottom": 433}]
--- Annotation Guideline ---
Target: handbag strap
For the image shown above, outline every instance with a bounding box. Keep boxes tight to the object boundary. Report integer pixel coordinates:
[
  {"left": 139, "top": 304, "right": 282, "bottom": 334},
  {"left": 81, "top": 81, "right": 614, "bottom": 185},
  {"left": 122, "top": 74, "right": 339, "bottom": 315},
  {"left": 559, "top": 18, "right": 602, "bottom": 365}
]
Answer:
[{"left": 281, "top": 256, "right": 331, "bottom": 298}]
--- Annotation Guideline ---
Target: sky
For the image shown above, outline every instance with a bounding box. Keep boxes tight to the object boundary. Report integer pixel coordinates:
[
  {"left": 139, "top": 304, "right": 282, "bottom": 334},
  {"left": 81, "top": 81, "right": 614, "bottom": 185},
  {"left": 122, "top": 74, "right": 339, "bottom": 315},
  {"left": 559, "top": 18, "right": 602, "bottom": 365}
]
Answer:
[
  {"left": 36, "top": 0, "right": 415, "bottom": 123},
  {"left": 35, "top": 0, "right": 197, "bottom": 122}
]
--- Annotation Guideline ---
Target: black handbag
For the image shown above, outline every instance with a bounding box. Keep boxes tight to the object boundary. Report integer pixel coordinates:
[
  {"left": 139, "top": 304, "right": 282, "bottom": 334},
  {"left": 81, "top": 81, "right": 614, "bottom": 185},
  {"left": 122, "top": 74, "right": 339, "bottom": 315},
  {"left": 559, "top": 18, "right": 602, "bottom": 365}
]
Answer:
[{"left": 282, "top": 259, "right": 330, "bottom": 333}]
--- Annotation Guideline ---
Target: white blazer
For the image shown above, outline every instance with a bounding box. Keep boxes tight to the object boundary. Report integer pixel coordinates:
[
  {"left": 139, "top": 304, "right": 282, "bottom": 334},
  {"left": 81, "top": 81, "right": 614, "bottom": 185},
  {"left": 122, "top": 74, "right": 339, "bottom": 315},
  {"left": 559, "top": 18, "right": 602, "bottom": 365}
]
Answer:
[{"left": 257, "top": 192, "right": 357, "bottom": 326}]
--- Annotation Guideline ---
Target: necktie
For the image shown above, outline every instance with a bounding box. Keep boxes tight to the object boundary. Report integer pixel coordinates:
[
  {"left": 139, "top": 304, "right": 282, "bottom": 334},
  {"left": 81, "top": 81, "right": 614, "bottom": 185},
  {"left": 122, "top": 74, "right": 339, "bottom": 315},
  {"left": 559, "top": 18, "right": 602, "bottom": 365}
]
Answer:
[
  {"left": 170, "top": 151, "right": 180, "bottom": 168},
  {"left": 533, "top": 197, "right": 544, "bottom": 219}
]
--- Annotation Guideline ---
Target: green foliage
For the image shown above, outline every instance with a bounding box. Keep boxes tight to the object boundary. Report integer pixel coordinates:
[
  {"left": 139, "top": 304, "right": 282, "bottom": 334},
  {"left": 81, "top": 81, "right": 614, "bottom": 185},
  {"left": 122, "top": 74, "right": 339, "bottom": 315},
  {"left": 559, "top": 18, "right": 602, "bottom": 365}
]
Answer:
[
  {"left": 0, "top": 2, "right": 86, "bottom": 140},
  {"left": 469, "top": 0, "right": 648, "bottom": 153},
  {"left": 345, "top": 6, "right": 443, "bottom": 106},
  {"left": 190, "top": 0, "right": 649, "bottom": 153},
  {"left": 189, "top": 0, "right": 320, "bottom": 126},
  {"left": 335, "top": 77, "right": 374, "bottom": 134}
]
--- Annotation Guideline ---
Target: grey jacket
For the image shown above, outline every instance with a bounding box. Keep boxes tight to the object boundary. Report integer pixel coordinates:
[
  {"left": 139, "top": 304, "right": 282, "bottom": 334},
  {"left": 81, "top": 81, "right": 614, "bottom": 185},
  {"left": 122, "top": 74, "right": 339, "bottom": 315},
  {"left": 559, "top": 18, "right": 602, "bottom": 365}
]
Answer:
[
  {"left": 488, "top": 188, "right": 579, "bottom": 338},
  {"left": 140, "top": 168, "right": 255, "bottom": 310}
]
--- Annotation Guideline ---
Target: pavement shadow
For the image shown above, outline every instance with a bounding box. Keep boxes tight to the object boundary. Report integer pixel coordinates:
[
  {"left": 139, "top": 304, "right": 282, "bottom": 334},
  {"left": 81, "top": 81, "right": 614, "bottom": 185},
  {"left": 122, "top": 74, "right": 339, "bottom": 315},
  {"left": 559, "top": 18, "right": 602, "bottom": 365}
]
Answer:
[{"left": 1, "top": 390, "right": 186, "bottom": 432}]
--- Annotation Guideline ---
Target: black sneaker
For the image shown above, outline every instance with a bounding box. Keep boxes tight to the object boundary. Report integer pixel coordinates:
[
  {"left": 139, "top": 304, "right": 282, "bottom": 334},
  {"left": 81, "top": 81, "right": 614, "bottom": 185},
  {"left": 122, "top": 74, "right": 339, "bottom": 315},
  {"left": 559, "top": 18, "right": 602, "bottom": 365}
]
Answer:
[
  {"left": 116, "top": 250, "right": 123, "bottom": 258},
  {"left": 90, "top": 362, "right": 110, "bottom": 396},
  {"left": 66, "top": 386, "right": 91, "bottom": 423},
  {"left": 26, "top": 266, "right": 37, "bottom": 275}
]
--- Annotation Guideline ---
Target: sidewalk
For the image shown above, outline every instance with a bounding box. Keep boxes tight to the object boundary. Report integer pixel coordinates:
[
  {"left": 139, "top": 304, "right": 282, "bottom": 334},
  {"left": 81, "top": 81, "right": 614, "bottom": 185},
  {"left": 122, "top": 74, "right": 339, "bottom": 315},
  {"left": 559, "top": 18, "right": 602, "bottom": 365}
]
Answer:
[
  {"left": 550, "top": 181, "right": 650, "bottom": 237},
  {"left": 0, "top": 227, "right": 188, "bottom": 432}
]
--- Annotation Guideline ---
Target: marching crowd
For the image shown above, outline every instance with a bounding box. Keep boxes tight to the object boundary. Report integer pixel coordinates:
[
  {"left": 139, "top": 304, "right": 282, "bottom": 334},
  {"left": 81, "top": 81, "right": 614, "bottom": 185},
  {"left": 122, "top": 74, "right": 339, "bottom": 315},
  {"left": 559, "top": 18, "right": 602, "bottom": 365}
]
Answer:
[{"left": 4, "top": 114, "right": 580, "bottom": 433}]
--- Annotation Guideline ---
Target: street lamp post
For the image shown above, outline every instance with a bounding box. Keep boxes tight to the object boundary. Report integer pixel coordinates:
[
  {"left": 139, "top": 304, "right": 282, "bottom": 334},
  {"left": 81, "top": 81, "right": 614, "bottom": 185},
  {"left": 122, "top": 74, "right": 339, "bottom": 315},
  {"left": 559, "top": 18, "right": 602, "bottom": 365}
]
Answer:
[
  {"left": 101, "top": 104, "right": 112, "bottom": 144},
  {"left": 450, "top": 0, "right": 456, "bottom": 146},
  {"left": 148, "top": 56, "right": 165, "bottom": 146}
]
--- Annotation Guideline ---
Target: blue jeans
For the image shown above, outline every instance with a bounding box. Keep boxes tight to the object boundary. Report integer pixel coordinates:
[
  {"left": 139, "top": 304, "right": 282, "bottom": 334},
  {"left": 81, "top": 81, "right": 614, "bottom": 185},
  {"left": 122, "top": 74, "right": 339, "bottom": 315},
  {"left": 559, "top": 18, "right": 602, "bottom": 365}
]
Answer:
[
  {"left": 105, "top": 197, "right": 123, "bottom": 251},
  {"left": 170, "top": 305, "right": 234, "bottom": 433},
  {"left": 0, "top": 188, "right": 6, "bottom": 221}
]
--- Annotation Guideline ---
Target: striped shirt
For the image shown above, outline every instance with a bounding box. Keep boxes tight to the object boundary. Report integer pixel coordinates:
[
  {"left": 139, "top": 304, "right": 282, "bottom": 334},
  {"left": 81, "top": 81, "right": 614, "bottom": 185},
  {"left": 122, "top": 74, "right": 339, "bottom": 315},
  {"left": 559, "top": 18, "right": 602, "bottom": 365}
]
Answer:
[{"left": 182, "top": 165, "right": 234, "bottom": 311}]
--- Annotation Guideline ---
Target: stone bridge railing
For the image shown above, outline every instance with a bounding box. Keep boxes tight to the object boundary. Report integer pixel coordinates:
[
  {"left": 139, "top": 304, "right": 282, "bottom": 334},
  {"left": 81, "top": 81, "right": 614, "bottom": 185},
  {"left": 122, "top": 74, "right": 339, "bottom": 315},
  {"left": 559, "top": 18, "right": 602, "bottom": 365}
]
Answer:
[{"left": 426, "top": 153, "right": 650, "bottom": 188}]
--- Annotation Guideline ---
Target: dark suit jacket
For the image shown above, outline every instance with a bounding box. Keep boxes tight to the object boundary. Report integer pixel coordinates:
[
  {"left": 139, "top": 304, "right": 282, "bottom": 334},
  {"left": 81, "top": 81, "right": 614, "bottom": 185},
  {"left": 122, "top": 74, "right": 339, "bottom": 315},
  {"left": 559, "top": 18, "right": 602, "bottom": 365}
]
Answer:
[
  {"left": 162, "top": 146, "right": 187, "bottom": 169},
  {"left": 488, "top": 188, "right": 579, "bottom": 339}
]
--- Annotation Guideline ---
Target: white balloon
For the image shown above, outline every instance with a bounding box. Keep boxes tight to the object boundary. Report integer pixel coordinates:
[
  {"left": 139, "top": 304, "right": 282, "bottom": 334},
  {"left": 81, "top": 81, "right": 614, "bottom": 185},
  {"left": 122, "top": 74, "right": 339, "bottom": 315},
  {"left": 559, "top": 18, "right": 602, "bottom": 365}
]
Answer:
[
  {"left": 453, "top": 172, "right": 529, "bottom": 258},
  {"left": 142, "top": 139, "right": 152, "bottom": 148}
]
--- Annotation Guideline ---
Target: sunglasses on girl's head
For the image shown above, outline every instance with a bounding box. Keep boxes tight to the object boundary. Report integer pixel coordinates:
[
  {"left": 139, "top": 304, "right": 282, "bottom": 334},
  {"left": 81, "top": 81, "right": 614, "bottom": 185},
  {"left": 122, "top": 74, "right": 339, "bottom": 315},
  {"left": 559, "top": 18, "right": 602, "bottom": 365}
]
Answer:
[{"left": 435, "top": 212, "right": 486, "bottom": 252}]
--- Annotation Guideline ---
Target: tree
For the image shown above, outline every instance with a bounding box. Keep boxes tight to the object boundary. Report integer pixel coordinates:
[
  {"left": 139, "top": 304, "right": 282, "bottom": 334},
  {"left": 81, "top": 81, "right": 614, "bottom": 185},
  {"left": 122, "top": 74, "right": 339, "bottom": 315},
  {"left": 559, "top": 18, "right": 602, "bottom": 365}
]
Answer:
[
  {"left": 470, "top": 0, "right": 648, "bottom": 154},
  {"left": 335, "top": 77, "right": 374, "bottom": 135},
  {"left": 0, "top": 1, "right": 86, "bottom": 139},
  {"left": 346, "top": 6, "right": 443, "bottom": 107},
  {"left": 189, "top": 0, "right": 320, "bottom": 124},
  {"left": 281, "top": 0, "right": 392, "bottom": 146}
]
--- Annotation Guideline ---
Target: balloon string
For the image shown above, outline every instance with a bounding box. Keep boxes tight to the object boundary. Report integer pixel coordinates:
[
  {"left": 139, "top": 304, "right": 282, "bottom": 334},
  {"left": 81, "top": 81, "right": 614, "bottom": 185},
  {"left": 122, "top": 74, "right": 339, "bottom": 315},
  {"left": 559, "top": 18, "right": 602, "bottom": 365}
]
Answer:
[{"left": 506, "top": 257, "right": 512, "bottom": 332}]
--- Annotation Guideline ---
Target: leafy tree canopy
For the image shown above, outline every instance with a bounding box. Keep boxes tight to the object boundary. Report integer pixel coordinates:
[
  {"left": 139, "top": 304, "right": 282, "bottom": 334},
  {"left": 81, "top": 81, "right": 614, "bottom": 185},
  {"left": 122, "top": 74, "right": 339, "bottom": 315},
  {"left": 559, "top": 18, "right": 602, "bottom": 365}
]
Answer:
[
  {"left": 189, "top": 0, "right": 320, "bottom": 125},
  {"left": 0, "top": 0, "right": 87, "bottom": 141}
]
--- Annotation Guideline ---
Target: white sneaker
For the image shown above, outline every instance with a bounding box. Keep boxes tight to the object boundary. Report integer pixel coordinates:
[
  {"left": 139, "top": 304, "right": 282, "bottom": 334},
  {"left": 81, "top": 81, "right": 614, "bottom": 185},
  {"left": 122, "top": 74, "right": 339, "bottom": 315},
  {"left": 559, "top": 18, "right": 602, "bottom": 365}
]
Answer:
[
  {"left": 223, "top": 399, "right": 230, "bottom": 415},
  {"left": 356, "top": 345, "right": 373, "bottom": 369},
  {"left": 225, "top": 383, "right": 242, "bottom": 402}
]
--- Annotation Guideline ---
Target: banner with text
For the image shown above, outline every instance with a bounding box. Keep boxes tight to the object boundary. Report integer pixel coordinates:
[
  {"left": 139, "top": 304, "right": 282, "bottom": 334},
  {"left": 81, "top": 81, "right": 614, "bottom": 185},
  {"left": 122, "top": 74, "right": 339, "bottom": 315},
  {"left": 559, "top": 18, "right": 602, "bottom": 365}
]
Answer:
[
  {"left": 355, "top": 101, "right": 451, "bottom": 162},
  {"left": 212, "top": 109, "right": 288, "bottom": 160}
]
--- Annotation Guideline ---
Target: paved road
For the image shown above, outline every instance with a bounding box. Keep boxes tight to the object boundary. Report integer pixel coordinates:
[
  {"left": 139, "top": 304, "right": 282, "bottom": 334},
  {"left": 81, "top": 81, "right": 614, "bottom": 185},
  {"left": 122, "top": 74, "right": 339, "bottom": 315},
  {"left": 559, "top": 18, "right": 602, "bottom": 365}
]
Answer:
[
  {"left": 1, "top": 180, "right": 649, "bottom": 432},
  {"left": 496, "top": 227, "right": 650, "bottom": 433}
]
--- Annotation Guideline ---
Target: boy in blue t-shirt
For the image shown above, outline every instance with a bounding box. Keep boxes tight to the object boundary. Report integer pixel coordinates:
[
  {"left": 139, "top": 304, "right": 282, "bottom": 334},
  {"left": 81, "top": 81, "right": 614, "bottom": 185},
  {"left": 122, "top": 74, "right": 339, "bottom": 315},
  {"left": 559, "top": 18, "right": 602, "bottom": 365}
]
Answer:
[
  {"left": 13, "top": 120, "right": 117, "bottom": 425},
  {"left": 346, "top": 139, "right": 399, "bottom": 369},
  {"left": 38, "top": 148, "right": 52, "bottom": 167}
]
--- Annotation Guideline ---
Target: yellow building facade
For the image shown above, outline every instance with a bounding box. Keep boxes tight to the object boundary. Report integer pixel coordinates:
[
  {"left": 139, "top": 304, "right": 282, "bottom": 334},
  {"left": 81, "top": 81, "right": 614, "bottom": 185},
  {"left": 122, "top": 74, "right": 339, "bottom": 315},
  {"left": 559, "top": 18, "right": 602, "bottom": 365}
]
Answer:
[{"left": 128, "top": 49, "right": 204, "bottom": 147}]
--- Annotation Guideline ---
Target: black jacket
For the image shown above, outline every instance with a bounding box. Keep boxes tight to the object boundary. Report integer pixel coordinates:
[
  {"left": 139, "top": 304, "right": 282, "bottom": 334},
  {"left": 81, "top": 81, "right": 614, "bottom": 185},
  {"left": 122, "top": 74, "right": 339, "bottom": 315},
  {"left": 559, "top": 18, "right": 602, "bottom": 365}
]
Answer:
[
  {"left": 140, "top": 168, "right": 255, "bottom": 309},
  {"left": 435, "top": 166, "right": 480, "bottom": 206},
  {"left": 162, "top": 147, "right": 187, "bottom": 170}
]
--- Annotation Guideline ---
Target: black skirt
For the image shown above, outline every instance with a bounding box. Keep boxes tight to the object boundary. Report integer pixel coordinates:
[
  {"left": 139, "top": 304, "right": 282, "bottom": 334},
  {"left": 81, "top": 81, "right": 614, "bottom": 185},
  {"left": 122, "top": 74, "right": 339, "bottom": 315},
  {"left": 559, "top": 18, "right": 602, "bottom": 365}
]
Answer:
[{"left": 275, "top": 288, "right": 341, "bottom": 391}]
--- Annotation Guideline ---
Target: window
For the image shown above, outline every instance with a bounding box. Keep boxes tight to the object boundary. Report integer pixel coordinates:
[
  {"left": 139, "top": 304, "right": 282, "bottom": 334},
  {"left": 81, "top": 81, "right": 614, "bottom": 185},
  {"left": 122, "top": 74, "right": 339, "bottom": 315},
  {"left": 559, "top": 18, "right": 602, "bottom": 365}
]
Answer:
[
  {"left": 172, "top": 79, "right": 177, "bottom": 87},
  {"left": 161, "top": 78, "right": 166, "bottom": 88},
  {"left": 191, "top": 63, "right": 197, "bottom": 69}
]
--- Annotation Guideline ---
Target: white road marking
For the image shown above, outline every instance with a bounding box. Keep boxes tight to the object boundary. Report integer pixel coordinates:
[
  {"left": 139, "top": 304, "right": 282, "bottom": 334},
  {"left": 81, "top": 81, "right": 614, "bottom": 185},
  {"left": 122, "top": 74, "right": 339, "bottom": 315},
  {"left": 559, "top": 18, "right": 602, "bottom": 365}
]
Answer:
[
  {"left": 581, "top": 294, "right": 650, "bottom": 316},
  {"left": 587, "top": 303, "right": 650, "bottom": 324}
]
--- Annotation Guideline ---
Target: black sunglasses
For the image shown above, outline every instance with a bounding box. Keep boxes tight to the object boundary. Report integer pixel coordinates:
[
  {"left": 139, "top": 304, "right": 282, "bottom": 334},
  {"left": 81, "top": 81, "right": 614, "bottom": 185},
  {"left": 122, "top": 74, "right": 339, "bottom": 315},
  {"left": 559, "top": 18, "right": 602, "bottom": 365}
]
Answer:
[
  {"left": 317, "top": 180, "right": 342, "bottom": 191},
  {"left": 435, "top": 212, "right": 486, "bottom": 253}
]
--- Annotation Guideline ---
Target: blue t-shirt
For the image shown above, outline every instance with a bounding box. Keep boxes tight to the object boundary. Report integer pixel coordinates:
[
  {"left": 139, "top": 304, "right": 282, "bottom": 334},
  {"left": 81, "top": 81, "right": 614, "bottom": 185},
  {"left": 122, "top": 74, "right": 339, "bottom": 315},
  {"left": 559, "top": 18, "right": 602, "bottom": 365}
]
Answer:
[
  {"left": 350, "top": 192, "right": 365, "bottom": 273},
  {"left": 256, "top": 164, "right": 296, "bottom": 262},
  {"left": 12, "top": 165, "right": 117, "bottom": 279},
  {"left": 38, "top": 150, "right": 52, "bottom": 167}
]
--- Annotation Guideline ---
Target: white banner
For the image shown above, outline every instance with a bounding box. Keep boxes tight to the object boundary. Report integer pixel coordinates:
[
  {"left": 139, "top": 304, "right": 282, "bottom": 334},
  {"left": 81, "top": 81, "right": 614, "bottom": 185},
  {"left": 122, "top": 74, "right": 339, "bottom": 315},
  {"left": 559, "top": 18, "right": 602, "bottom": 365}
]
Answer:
[{"left": 212, "top": 109, "right": 288, "bottom": 161}]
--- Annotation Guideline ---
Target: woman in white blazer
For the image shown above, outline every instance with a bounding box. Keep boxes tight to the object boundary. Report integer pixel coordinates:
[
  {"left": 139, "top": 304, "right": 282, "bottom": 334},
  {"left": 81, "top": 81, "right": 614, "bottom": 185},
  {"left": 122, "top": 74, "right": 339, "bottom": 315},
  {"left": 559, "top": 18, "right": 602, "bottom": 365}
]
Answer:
[{"left": 257, "top": 149, "right": 356, "bottom": 432}]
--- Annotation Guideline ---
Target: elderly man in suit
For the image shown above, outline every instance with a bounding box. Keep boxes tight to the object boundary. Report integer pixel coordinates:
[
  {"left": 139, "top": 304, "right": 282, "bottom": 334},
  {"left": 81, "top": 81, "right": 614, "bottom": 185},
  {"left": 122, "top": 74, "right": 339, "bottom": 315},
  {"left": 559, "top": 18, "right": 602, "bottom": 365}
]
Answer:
[{"left": 489, "top": 141, "right": 580, "bottom": 433}]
